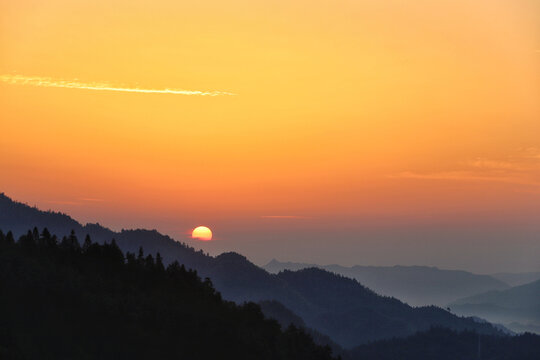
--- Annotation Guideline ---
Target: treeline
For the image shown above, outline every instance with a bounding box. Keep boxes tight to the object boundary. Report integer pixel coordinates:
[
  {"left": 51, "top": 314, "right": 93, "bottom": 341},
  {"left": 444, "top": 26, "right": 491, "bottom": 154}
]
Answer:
[
  {"left": 0, "top": 228, "right": 336, "bottom": 360},
  {"left": 349, "top": 327, "right": 540, "bottom": 360}
]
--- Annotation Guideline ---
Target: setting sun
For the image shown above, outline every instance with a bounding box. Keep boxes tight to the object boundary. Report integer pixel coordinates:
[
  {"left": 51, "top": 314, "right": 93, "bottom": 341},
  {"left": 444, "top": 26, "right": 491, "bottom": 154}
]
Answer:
[{"left": 191, "top": 226, "right": 213, "bottom": 241}]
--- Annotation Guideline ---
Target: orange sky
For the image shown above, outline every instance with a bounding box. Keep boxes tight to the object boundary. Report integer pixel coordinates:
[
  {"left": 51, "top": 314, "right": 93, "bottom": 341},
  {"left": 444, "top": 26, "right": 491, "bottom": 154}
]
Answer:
[{"left": 1, "top": 0, "right": 539, "bottom": 272}]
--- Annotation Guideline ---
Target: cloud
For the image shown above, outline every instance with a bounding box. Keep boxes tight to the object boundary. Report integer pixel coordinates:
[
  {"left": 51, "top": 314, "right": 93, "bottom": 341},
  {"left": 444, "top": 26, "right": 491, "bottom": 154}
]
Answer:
[
  {"left": 519, "top": 147, "right": 540, "bottom": 159},
  {"left": 0, "top": 74, "right": 236, "bottom": 96},
  {"left": 464, "top": 159, "right": 528, "bottom": 171},
  {"left": 260, "top": 215, "right": 311, "bottom": 219},
  {"left": 392, "top": 171, "right": 540, "bottom": 187},
  {"left": 393, "top": 148, "right": 540, "bottom": 188},
  {"left": 46, "top": 200, "right": 81, "bottom": 205},
  {"left": 78, "top": 198, "right": 105, "bottom": 202}
]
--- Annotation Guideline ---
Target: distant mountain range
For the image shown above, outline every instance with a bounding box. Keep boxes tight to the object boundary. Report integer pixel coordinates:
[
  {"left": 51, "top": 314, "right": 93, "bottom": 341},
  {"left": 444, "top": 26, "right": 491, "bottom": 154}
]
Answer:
[
  {"left": 264, "top": 259, "right": 509, "bottom": 307},
  {"left": 0, "top": 193, "right": 505, "bottom": 348},
  {"left": 450, "top": 279, "right": 540, "bottom": 334},
  {"left": 491, "top": 271, "right": 540, "bottom": 287}
]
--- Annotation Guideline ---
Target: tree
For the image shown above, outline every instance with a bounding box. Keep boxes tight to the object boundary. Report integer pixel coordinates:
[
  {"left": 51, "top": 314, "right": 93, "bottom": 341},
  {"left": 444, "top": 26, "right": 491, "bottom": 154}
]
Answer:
[
  {"left": 83, "top": 234, "right": 92, "bottom": 252},
  {"left": 137, "top": 247, "right": 145, "bottom": 264},
  {"left": 145, "top": 254, "right": 155, "bottom": 268},
  {"left": 19, "top": 230, "right": 36, "bottom": 248},
  {"left": 6, "top": 231, "right": 15, "bottom": 245},
  {"left": 61, "top": 230, "right": 80, "bottom": 251},
  {"left": 156, "top": 252, "right": 165, "bottom": 271}
]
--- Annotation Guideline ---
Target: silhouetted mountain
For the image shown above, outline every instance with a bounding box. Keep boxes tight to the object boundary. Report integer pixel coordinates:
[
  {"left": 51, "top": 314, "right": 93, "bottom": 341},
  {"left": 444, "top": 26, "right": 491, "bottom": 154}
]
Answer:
[
  {"left": 491, "top": 271, "right": 540, "bottom": 287},
  {"left": 348, "top": 327, "right": 540, "bottom": 360},
  {"left": 450, "top": 279, "right": 540, "bottom": 334},
  {"left": 0, "top": 193, "right": 504, "bottom": 348},
  {"left": 274, "top": 268, "right": 502, "bottom": 347},
  {"left": 0, "top": 193, "right": 212, "bottom": 270},
  {"left": 264, "top": 259, "right": 509, "bottom": 306},
  {"left": 258, "top": 300, "right": 344, "bottom": 356},
  {"left": 0, "top": 229, "right": 335, "bottom": 360}
]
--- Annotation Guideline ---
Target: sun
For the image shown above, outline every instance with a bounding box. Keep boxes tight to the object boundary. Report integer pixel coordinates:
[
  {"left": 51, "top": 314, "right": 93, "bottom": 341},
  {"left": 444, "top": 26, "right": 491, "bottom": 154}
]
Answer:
[{"left": 191, "top": 226, "right": 213, "bottom": 241}]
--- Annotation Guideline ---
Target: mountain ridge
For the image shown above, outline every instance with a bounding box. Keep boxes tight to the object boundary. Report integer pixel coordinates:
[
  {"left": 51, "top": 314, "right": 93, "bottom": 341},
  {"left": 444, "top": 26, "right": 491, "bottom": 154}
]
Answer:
[
  {"left": 264, "top": 259, "right": 510, "bottom": 306},
  {"left": 450, "top": 279, "right": 540, "bottom": 334},
  {"left": 0, "top": 192, "right": 505, "bottom": 348}
]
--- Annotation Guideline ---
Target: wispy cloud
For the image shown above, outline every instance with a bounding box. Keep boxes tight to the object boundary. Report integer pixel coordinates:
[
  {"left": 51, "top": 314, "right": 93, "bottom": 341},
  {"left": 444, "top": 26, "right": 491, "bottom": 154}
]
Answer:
[
  {"left": 46, "top": 200, "right": 81, "bottom": 205},
  {"left": 464, "top": 159, "right": 529, "bottom": 171},
  {"left": 78, "top": 198, "right": 105, "bottom": 202},
  {"left": 392, "top": 171, "right": 540, "bottom": 186},
  {"left": 260, "top": 215, "right": 311, "bottom": 219},
  {"left": 0, "top": 74, "right": 236, "bottom": 96},
  {"left": 393, "top": 148, "right": 540, "bottom": 188},
  {"left": 47, "top": 197, "right": 106, "bottom": 205}
]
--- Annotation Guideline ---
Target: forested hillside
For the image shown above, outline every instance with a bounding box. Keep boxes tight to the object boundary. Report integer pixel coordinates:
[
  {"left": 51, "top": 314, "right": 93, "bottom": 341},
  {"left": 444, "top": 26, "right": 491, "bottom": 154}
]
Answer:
[
  {"left": 349, "top": 327, "right": 540, "bottom": 360},
  {"left": 0, "top": 228, "right": 335, "bottom": 360}
]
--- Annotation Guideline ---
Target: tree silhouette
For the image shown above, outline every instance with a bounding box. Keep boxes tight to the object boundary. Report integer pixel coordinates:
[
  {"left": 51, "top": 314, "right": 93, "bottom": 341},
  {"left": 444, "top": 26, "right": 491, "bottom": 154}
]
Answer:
[{"left": 0, "top": 227, "right": 338, "bottom": 360}]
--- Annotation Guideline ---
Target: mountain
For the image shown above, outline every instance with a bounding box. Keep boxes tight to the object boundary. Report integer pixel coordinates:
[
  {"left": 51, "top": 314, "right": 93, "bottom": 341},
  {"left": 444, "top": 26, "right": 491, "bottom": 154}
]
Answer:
[
  {"left": 0, "top": 230, "right": 335, "bottom": 360},
  {"left": 258, "top": 300, "right": 344, "bottom": 356},
  {"left": 272, "top": 268, "right": 503, "bottom": 347},
  {"left": 0, "top": 193, "right": 504, "bottom": 348},
  {"left": 349, "top": 327, "right": 540, "bottom": 360},
  {"left": 491, "top": 271, "right": 540, "bottom": 287},
  {"left": 264, "top": 259, "right": 509, "bottom": 306},
  {"left": 450, "top": 279, "right": 540, "bottom": 334}
]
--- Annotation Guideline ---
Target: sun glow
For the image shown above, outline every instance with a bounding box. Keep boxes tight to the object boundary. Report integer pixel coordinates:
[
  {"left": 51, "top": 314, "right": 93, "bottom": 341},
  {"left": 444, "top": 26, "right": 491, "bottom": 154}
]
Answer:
[{"left": 191, "top": 226, "right": 213, "bottom": 241}]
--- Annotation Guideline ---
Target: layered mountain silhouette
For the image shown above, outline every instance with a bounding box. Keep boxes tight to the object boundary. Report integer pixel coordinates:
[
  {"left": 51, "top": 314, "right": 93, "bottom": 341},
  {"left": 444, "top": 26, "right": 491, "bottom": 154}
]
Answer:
[
  {"left": 264, "top": 259, "right": 509, "bottom": 306},
  {"left": 0, "top": 229, "right": 335, "bottom": 360},
  {"left": 491, "top": 272, "right": 540, "bottom": 287},
  {"left": 450, "top": 279, "right": 540, "bottom": 334},
  {"left": 0, "top": 193, "right": 505, "bottom": 348},
  {"left": 258, "top": 300, "right": 344, "bottom": 356},
  {"left": 3, "top": 227, "right": 538, "bottom": 360}
]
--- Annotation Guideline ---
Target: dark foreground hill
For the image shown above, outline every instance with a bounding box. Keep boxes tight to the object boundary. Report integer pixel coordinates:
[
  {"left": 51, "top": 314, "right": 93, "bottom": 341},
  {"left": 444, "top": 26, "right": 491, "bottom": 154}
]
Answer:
[
  {"left": 349, "top": 327, "right": 540, "bottom": 360},
  {"left": 0, "top": 230, "right": 335, "bottom": 360},
  {"left": 264, "top": 259, "right": 509, "bottom": 307},
  {"left": 0, "top": 193, "right": 504, "bottom": 348}
]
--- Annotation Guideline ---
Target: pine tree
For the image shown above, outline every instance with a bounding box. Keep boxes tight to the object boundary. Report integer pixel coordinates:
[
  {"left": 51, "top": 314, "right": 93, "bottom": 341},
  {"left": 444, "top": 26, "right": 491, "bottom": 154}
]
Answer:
[
  {"left": 145, "top": 254, "right": 155, "bottom": 268},
  {"left": 6, "top": 231, "right": 15, "bottom": 245},
  {"left": 32, "top": 227, "right": 40, "bottom": 242},
  {"left": 83, "top": 234, "right": 92, "bottom": 252},
  {"left": 68, "top": 230, "right": 80, "bottom": 250},
  {"left": 40, "top": 228, "right": 52, "bottom": 247},
  {"left": 156, "top": 252, "right": 165, "bottom": 271},
  {"left": 137, "top": 247, "right": 145, "bottom": 264}
]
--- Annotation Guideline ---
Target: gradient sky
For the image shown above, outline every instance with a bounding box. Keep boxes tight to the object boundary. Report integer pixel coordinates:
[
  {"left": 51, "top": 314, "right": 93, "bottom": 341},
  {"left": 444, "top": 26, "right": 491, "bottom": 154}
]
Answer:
[{"left": 1, "top": 0, "right": 539, "bottom": 273}]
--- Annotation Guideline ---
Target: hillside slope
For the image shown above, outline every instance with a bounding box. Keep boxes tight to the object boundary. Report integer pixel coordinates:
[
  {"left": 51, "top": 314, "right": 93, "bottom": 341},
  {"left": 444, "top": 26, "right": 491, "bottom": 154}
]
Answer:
[{"left": 0, "top": 230, "right": 334, "bottom": 360}]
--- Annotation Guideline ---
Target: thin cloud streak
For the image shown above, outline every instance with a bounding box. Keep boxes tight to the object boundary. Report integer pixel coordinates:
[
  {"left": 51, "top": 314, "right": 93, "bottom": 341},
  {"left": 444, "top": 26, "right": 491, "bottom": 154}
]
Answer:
[
  {"left": 78, "top": 198, "right": 105, "bottom": 202},
  {"left": 46, "top": 200, "right": 81, "bottom": 205},
  {"left": 392, "top": 171, "right": 540, "bottom": 187},
  {"left": 260, "top": 215, "right": 311, "bottom": 219},
  {"left": 0, "top": 74, "right": 236, "bottom": 96}
]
